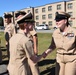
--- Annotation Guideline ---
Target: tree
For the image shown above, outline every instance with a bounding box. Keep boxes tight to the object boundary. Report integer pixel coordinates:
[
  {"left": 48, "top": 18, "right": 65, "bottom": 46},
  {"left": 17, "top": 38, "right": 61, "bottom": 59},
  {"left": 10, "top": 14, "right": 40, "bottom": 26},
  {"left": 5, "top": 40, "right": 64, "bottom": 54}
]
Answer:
[{"left": 0, "top": 17, "right": 4, "bottom": 26}]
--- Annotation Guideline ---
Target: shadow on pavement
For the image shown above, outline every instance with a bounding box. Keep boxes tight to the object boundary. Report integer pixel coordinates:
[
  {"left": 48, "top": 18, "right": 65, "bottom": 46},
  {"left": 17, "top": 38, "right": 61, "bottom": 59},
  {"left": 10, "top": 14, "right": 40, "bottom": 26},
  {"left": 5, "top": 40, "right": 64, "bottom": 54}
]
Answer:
[
  {"left": 0, "top": 70, "right": 8, "bottom": 75},
  {"left": 1, "top": 47, "right": 6, "bottom": 51},
  {"left": 0, "top": 60, "right": 9, "bottom": 65},
  {"left": 38, "top": 59, "right": 56, "bottom": 75},
  {"left": 1, "top": 46, "right": 56, "bottom": 75}
]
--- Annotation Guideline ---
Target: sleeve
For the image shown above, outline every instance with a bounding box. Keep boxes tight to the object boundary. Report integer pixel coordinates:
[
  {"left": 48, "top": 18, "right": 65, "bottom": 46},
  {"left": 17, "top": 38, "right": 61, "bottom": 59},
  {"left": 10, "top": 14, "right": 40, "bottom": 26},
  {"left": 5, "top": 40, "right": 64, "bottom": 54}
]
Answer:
[
  {"left": 48, "top": 37, "right": 56, "bottom": 50},
  {"left": 23, "top": 40, "right": 34, "bottom": 58}
]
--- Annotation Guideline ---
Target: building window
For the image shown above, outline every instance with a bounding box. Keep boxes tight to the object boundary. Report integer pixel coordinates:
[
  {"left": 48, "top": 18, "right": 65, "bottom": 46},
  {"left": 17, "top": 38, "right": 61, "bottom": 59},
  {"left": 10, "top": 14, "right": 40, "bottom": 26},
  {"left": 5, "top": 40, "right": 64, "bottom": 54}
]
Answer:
[
  {"left": 35, "top": 9, "right": 38, "bottom": 13},
  {"left": 67, "top": 3, "right": 73, "bottom": 9},
  {"left": 36, "top": 22, "right": 39, "bottom": 26},
  {"left": 48, "top": 21, "right": 52, "bottom": 26},
  {"left": 42, "top": 8, "right": 45, "bottom": 12},
  {"left": 57, "top": 4, "right": 61, "bottom": 10},
  {"left": 42, "top": 15, "right": 46, "bottom": 19},
  {"left": 48, "top": 6, "right": 52, "bottom": 11},
  {"left": 42, "top": 22, "right": 46, "bottom": 24},
  {"left": 27, "top": 10, "right": 30, "bottom": 13},
  {"left": 68, "top": 12, "right": 73, "bottom": 17},
  {"left": 36, "top": 15, "right": 39, "bottom": 20},
  {"left": 48, "top": 14, "right": 52, "bottom": 19}
]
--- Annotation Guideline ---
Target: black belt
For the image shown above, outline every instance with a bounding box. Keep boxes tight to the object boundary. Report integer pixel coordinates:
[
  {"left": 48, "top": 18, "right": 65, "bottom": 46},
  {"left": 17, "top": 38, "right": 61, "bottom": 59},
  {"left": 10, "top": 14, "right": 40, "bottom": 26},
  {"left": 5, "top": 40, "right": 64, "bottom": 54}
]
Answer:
[{"left": 57, "top": 52, "right": 76, "bottom": 55}]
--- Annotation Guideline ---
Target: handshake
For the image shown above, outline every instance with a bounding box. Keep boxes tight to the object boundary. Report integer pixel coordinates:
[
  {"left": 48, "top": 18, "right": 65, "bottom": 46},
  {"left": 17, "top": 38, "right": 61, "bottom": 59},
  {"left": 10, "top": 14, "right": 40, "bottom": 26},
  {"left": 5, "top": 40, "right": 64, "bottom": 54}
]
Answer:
[
  {"left": 34, "top": 49, "right": 51, "bottom": 63},
  {"left": 31, "top": 52, "right": 47, "bottom": 63},
  {"left": 31, "top": 49, "right": 51, "bottom": 63}
]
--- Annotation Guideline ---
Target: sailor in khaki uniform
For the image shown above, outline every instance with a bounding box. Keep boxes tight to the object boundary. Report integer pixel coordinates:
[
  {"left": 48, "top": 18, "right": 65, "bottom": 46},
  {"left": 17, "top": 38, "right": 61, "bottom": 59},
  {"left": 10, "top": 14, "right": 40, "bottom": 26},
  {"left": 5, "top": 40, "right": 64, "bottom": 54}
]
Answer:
[
  {"left": 42, "top": 11, "right": 76, "bottom": 75},
  {"left": 7, "top": 12, "right": 42, "bottom": 75},
  {"left": 15, "top": 11, "right": 39, "bottom": 75},
  {"left": 25, "top": 23, "right": 39, "bottom": 75},
  {"left": 4, "top": 13, "right": 16, "bottom": 59},
  {"left": 30, "top": 28, "right": 38, "bottom": 55}
]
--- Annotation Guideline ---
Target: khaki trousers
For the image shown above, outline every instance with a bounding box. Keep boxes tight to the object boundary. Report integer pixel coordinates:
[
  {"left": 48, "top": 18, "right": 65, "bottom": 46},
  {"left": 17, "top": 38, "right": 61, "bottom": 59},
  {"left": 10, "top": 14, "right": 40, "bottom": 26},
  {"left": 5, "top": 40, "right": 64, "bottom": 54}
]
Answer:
[{"left": 55, "top": 54, "right": 76, "bottom": 75}]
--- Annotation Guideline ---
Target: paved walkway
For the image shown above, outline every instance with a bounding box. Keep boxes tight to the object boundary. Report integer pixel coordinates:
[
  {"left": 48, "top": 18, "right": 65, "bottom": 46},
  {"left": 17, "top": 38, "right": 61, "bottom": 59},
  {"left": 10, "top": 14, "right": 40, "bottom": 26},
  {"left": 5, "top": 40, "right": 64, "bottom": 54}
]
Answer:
[
  {"left": 0, "top": 64, "right": 8, "bottom": 75},
  {"left": 0, "top": 43, "right": 9, "bottom": 75}
]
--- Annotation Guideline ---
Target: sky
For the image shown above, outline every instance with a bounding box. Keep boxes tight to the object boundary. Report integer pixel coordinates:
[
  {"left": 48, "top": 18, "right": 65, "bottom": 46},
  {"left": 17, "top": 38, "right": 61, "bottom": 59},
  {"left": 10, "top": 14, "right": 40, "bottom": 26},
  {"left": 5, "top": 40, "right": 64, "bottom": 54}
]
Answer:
[{"left": 0, "top": 0, "right": 63, "bottom": 17}]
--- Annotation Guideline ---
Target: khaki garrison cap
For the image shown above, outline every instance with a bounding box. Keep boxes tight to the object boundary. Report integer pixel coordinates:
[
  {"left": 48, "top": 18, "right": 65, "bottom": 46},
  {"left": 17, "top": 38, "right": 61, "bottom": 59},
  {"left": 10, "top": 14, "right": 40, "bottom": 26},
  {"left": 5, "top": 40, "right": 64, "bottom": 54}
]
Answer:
[
  {"left": 55, "top": 11, "right": 71, "bottom": 21},
  {"left": 4, "top": 13, "right": 13, "bottom": 18},
  {"left": 17, "top": 12, "right": 35, "bottom": 24}
]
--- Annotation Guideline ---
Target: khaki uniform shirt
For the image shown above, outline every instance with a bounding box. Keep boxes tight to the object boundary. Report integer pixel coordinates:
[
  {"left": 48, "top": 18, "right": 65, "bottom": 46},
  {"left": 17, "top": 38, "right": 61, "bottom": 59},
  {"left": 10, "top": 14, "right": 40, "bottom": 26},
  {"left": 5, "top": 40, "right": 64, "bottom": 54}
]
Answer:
[
  {"left": 7, "top": 29, "right": 38, "bottom": 75},
  {"left": 51, "top": 26, "right": 76, "bottom": 62},
  {"left": 4, "top": 23, "right": 16, "bottom": 41}
]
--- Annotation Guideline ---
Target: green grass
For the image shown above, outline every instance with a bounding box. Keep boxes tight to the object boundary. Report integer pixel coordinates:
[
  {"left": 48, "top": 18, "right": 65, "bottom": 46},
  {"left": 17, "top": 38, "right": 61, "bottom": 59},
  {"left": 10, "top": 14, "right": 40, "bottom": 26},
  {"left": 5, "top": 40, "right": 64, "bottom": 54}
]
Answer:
[
  {"left": 0, "top": 32, "right": 7, "bottom": 61},
  {"left": 0, "top": 32, "right": 56, "bottom": 75},
  {"left": 0, "top": 32, "right": 6, "bottom": 47}
]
